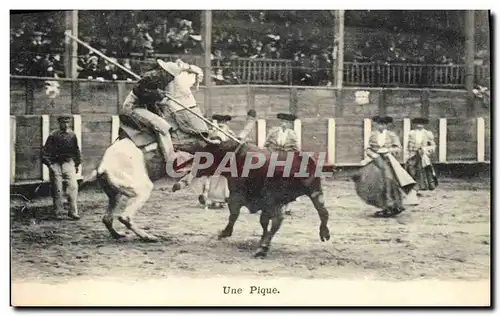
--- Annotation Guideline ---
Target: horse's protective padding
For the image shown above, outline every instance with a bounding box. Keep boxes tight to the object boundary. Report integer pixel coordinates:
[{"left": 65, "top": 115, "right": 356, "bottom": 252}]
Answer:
[{"left": 119, "top": 124, "right": 157, "bottom": 149}]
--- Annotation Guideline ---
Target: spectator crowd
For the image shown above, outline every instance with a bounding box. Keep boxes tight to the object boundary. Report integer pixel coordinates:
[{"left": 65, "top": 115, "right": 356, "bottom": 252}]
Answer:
[{"left": 10, "top": 10, "right": 483, "bottom": 86}]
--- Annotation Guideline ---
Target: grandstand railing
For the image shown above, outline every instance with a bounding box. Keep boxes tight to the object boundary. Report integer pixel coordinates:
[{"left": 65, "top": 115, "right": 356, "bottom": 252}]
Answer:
[
  {"left": 16, "top": 49, "right": 488, "bottom": 88},
  {"left": 125, "top": 53, "right": 489, "bottom": 88},
  {"left": 342, "top": 62, "right": 490, "bottom": 88}
]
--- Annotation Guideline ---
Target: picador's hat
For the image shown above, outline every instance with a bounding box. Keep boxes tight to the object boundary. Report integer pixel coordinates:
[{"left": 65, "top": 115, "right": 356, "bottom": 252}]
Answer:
[
  {"left": 212, "top": 114, "right": 232, "bottom": 123},
  {"left": 411, "top": 117, "right": 429, "bottom": 125},
  {"left": 277, "top": 113, "right": 297, "bottom": 122},
  {"left": 157, "top": 59, "right": 181, "bottom": 76},
  {"left": 57, "top": 115, "right": 72, "bottom": 123}
]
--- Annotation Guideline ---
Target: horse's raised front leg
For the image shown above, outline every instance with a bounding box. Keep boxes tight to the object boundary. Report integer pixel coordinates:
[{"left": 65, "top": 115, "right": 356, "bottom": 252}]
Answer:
[
  {"left": 117, "top": 179, "right": 159, "bottom": 242},
  {"left": 255, "top": 206, "right": 284, "bottom": 258},
  {"left": 218, "top": 195, "right": 243, "bottom": 239}
]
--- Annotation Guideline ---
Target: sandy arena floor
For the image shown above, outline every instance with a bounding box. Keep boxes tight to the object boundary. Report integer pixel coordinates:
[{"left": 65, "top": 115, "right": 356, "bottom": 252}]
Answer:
[{"left": 10, "top": 177, "right": 490, "bottom": 286}]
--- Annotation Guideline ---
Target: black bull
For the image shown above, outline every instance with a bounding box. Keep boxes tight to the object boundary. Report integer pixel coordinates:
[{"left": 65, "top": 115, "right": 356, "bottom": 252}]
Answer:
[{"left": 180, "top": 139, "right": 331, "bottom": 258}]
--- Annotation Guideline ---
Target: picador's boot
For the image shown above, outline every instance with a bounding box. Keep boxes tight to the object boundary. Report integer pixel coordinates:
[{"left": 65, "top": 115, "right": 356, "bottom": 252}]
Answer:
[{"left": 156, "top": 131, "right": 179, "bottom": 177}]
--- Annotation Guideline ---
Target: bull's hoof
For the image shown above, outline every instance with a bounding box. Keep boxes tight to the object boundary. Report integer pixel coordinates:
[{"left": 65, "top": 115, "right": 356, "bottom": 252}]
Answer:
[
  {"left": 198, "top": 194, "right": 207, "bottom": 206},
  {"left": 320, "top": 226, "right": 330, "bottom": 242},
  {"left": 218, "top": 228, "right": 233, "bottom": 239},
  {"left": 254, "top": 246, "right": 269, "bottom": 258},
  {"left": 172, "top": 183, "right": 182, "bottom": 192}
]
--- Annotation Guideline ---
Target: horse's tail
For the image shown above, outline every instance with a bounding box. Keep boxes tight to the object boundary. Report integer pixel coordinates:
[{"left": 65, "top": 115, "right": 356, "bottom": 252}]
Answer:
[
  {"left": 78, "top": 146, "right": 111, "bottom": 190},
  {"left": 78, "top": 167, "right": 102, "bottom": 190}
]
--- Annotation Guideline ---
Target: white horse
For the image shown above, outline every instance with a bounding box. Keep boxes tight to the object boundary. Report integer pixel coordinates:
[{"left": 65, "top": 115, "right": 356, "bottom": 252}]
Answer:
[{"left": 82, "top": 68, "right": 256, "bottom": 241}]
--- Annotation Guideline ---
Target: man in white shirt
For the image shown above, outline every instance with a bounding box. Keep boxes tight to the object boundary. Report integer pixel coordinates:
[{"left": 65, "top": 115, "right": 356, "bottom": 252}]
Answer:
[
  {"left": 405, "top": 117, "right": 438, "bottom": 194},
  {"left": 198, "top": 114, "right": 234, "bottom": 209},
  {"left": 264, "top": 113, "right": 299, "bottom": 152},
  {"left": 263, "top": 113, "right": 300, "bottom": 215}
]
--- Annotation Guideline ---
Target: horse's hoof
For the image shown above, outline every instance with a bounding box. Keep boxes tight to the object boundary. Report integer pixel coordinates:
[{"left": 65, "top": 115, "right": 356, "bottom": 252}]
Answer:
[
  {"left": 142, "top": 235, "right": 160, "bottom": 243},
  {"left": 67, "top": 213, "right": 80, "bottom": 220},
  {"left": 117, "top": 216, "right": 132, "bottom": 229},
  {"left": 111, "top": 231, "right": 127, "bottom": 240}
]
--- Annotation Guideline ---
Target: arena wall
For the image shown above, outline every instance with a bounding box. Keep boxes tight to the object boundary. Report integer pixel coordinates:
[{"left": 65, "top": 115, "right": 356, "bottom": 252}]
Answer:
[{"left": 10, "top": 77, "right": 491, "bottom": 185}]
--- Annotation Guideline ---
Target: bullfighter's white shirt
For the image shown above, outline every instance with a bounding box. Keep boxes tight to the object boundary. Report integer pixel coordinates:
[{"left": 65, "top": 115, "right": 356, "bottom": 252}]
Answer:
[
  {"left": 377, "top": 130, "right": 387, "bottom": 147},
  {"left": 415, "top": 130, "right": 424, "bottom": 147}
]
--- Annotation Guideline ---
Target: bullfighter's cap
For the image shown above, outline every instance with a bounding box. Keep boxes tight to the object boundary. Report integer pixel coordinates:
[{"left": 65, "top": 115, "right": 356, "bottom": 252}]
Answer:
[
  {"left": 57, "top": 115, "right": 72, "bottom": 123},
  {"left": 371, "top": 116, "right": 383, "bottom": 124},
  {"left": 411, "top": 117, "right": 429, "bottom": 125},
  {"left": 212, "top": 114, "right": 232, "bottom": 123},
  {"left": 277, "top": 113, "right": 297, "bottom": 122}
]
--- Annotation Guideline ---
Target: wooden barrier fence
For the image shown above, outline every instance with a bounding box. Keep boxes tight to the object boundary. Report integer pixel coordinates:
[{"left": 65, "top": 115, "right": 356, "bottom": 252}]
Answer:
[
  {"left": 10, "top": 77, "right": 491, "bottom": 120},
  {"left": 10, "top": 115, "right": 490, "bottom": 186}
]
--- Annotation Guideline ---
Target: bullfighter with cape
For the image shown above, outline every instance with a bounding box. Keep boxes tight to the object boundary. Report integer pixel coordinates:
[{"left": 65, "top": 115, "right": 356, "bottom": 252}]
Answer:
[{"left": 353, "top": 116, "right": 417, "bottom": 217}]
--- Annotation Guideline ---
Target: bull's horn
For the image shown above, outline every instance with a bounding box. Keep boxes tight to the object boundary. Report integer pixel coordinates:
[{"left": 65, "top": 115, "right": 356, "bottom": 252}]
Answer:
[{"left": 237, "top": 110, "right": 258, "bottom": 140}]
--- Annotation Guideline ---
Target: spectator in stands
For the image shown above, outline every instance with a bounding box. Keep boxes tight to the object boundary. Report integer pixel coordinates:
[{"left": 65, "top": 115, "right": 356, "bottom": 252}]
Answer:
[
  {"left": 9, "top": 10, "right": 475, "bottom": 87},
  {"left": 211, "top": 68, "right": 226, "bottom": 85},
  {"left": 100, "top": 58, "right": 120, "bottom": 81},
  {"left": 12, "top": 62, "right": 27, "bottom": 76},
  {"left": 117, "top": 35, "right": 134, "bottom": 59},
  {"left": 78, "top": 55, "right": 101, "bottom": 79}
]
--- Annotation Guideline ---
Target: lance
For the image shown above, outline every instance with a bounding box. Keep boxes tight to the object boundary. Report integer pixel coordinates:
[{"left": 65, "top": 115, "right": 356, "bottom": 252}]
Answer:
[{"left": 64, "top": 31, "right": 255, "bottom": 143}]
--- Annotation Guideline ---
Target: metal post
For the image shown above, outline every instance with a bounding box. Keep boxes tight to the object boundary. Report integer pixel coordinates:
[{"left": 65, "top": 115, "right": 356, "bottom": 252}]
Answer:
[
  {"left": 465, "top": 10, "right": 475, "bottom": 117},
  {"left": 203, "top": 10, "right": 213, "bottom": 117}
]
